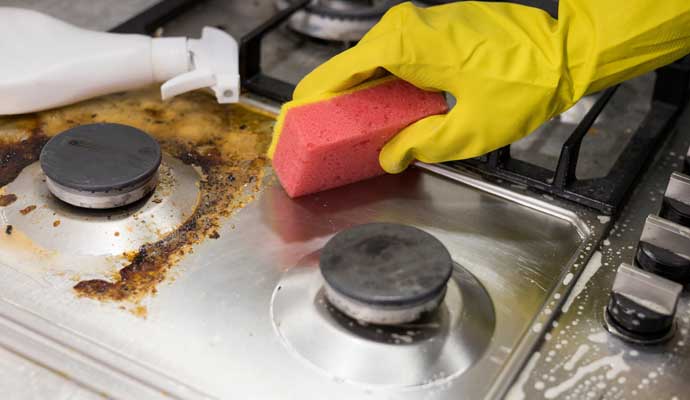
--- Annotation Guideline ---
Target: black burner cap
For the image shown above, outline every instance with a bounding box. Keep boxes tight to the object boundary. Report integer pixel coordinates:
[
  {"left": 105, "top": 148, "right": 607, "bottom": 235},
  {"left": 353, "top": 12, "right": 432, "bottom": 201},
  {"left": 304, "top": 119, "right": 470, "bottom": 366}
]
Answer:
[
  {"left": 40, "top": 123, "right": 161, "bottom": 192},
  {"left": 320, "top": 223, "right": 453, "bottom": 307}
]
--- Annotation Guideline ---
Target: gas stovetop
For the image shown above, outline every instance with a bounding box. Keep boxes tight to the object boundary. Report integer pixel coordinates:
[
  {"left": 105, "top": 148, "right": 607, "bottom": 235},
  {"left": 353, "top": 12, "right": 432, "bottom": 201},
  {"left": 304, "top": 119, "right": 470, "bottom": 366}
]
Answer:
[{"left": 1, "top": 1, "right": 690, "bottom": 400}]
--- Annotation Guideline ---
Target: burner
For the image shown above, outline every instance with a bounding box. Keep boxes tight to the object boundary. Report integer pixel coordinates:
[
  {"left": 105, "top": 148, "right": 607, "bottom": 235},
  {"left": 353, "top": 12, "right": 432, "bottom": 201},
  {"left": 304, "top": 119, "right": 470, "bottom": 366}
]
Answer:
[
  {"left": 319, "top": 223, "right": 453, "bottom": 324},
  {"left": 40, "top": 123, "right": 161, "bottom": 209},
  {"left": 275, "top": 0, "right": 405, "bottom": 42}
]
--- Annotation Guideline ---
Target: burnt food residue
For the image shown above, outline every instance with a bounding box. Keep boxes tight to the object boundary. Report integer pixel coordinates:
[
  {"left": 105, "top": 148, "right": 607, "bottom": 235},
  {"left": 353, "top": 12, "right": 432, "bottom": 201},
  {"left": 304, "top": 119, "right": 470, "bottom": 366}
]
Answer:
[
  {"left": 20, "top": 205, "right": 36, "bottom": 215},
  {"left": 0, "top": 194, "right": 17, "bottom": 206},
  {"left": 0, "top": 87, "right": 273, "bottom": 303}
]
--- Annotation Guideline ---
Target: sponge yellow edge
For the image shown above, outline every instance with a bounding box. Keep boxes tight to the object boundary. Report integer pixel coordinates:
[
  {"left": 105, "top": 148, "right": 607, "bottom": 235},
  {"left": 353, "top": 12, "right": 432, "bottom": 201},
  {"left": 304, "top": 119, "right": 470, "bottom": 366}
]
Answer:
[{"left": 267, "top": 75, "right": 400, "bottom": 159}]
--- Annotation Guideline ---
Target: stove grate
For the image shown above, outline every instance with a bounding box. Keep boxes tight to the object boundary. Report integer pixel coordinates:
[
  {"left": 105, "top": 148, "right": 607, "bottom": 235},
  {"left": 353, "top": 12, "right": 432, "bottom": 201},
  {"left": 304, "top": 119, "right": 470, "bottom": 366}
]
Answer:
[{"left": 450, "top": 60, "right": 690, "bottom": 215}]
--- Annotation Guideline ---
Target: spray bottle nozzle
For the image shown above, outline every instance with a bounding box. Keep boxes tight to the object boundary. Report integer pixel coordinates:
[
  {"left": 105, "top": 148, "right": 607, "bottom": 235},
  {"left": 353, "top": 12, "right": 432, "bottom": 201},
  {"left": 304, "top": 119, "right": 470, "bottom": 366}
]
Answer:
[{"left": 159, "top": 27, "right": 239, "bottom": 103}]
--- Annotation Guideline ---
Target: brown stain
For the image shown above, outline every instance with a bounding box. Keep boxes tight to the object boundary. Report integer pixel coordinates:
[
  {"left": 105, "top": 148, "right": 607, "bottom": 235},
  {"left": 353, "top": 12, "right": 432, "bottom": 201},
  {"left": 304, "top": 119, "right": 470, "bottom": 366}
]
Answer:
[
  {"left": 114, "top": 231, "right": 120, "bottom": 237},
  {"left": 53, "top": 220, "right": 61, "bottom": 227},
  {"left": 131, "top": 305, "right": 148, "bottom": 319},
  {"left": 0, "top": 131, "right": 49, "bottom": 187},
  {"left": 0, "top": 87, "right": 274, "bottom": 305},
  {"left": 19, "top": 205, "right": 36, "bottom": 215},
  {"left": 0, "top": 194, "right": 17, "bottom": 206},
  {"left": 0, "top": 226, "right": 56, "bottom": 259}
]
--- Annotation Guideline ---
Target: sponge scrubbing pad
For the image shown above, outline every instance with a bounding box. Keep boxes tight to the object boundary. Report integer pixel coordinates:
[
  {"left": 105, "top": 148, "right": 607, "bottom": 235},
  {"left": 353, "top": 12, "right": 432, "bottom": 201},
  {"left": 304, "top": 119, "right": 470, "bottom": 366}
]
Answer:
[{"left": 271, "top": 77, "right": 448, "bottom": 198}]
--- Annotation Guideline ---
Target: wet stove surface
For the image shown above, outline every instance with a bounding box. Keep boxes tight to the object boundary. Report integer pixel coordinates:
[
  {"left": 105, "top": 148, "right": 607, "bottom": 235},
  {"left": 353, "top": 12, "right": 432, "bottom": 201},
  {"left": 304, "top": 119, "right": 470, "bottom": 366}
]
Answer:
[
  {"left": 0, "top": 88, "right": 595, "bottom": 399},
  {"left": 505, "top": 107, "right": 690, "bottom": 400}
]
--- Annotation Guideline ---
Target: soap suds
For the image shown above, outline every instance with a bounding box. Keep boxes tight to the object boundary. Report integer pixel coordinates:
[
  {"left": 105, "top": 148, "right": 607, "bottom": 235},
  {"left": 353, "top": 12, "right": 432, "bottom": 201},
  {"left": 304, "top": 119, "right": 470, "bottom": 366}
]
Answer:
[
  {"left": 563, "top": 273, "right": 574, "bottom": 285},
  {"left": 562, "top": 252, "right": 603, "bottom": 313},
  {"left": 532, "top": 322, "right": 543, "bottom": 333},
  {"left": 587, "top": 332, "right": 608, "bottom": 344},
  {"left": 505, "top": 352, "right": 541, "bottom": 400},
  {"left": 563, "top": 345, "right": 590, "bottom": 371},
  {"left": 543, "top": 352, "right": 629, "bottom": 399},
  {"left": 597, "top": 216, "right": 611, "bottom": 224}
]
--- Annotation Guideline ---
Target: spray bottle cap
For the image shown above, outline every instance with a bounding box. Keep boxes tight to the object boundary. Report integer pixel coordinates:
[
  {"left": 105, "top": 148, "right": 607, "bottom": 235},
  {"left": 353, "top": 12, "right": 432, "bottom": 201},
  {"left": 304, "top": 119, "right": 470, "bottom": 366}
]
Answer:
[{"left": 158, "top": 27, "right": 239, "bottom": 103}]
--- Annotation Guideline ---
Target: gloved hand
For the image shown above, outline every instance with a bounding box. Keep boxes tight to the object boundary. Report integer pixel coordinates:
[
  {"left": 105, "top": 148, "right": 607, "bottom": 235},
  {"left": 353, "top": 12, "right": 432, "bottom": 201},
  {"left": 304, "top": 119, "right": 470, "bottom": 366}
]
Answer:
[{"left": 271, "top": 0, "right": 690, "bottom": 173}]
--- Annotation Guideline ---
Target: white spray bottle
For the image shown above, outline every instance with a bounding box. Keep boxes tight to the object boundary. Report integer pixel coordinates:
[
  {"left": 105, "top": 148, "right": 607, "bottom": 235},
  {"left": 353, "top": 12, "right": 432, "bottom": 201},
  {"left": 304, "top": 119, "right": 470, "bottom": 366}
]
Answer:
[{"left": 0, "top": 7, "right": 240, "bottom": 115}]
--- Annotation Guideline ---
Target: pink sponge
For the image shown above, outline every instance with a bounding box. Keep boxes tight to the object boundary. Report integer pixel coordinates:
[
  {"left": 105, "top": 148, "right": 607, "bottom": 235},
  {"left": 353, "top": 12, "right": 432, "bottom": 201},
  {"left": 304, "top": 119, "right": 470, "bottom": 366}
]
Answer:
[{"left": 272, "top": 78, "right": 447, "bottom": 198}]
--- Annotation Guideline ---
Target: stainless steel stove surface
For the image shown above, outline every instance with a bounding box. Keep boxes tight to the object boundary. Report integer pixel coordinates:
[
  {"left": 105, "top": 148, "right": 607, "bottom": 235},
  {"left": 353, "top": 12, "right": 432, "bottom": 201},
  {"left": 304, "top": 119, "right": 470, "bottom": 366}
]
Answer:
[
  {"left": 0, "top": 115, "right": 594, "bottom": 399},
  {"left": 1, "top": 1, "right": 690, "bottom": 400}
]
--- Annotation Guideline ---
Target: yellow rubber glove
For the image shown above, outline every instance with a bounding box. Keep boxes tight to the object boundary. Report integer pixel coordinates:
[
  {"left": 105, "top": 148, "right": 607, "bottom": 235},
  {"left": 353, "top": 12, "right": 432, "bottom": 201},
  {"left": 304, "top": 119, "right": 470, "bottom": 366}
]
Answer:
[{"left": 270, "top": 0, "right": 690, "bottom": 173}]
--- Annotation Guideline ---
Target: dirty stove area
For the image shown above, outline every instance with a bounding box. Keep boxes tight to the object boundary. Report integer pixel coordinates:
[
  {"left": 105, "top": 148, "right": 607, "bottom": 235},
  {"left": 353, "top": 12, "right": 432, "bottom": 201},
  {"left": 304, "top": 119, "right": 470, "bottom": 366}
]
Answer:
[
  {"left": 0, "top": 84, "right": 596, "bottom": 400},
  {"left": 0, "top": 88, "right": 272, "bottom": 306},
  {"left": 0, "top": 1, "right": 689, "bottom": 400}
]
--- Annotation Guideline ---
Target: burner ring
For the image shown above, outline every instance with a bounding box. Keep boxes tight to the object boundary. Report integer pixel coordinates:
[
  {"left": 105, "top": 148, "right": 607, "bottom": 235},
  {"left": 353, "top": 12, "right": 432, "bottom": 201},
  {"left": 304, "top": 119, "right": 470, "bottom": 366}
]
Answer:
[
  {"left": 271, "top": 251, "right": 496, "bottom": 387},
  {"left": 40, "top": 123, "right": 161, "bottom": 209},
  {"left": 320, "top": 223, "right": 453, "bottom": 324},
  {"left": 322, "top": 280, "right": 447, "bottom": 325}
]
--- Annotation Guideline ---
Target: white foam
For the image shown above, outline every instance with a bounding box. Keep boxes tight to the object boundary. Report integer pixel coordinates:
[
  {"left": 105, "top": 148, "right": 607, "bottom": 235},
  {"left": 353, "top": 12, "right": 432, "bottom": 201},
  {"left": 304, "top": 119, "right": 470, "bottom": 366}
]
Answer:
[
  {"left": 564, "top": 345, "right": 590, "bottom": 371},
  {"left": 505, "top": 352, "right": 541, "bottom": 400},
  {"left": 597, "top": 216, "right": 611, "bottom": 224},
  {"left": 532, "top": 322, "right": 543, "bottom": 333},
  {"left": 562, "top": 252, "right": 603, "bottom": 313},
  {"left": 543, "top": 352, "right": 630, "bottom": 399},
  {"left": 587, "top": 332, "right": 608, "bottom": 344},
  {"left": 563, "top": 273, "right": 574, "bottom": 285}
]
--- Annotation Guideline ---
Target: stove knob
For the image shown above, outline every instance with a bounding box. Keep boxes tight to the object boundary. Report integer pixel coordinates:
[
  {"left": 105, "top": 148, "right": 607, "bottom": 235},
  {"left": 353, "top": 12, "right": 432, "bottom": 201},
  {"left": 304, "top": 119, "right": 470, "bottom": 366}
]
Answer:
[
  {"left": 660, "top": 172, "right": 690, "bottom": 227},
  {"left": 635, "top": 214, "right": 690, "bottom": 284},
  {"left": 605, "top": 263, "right": 682, "bottom": 344}
]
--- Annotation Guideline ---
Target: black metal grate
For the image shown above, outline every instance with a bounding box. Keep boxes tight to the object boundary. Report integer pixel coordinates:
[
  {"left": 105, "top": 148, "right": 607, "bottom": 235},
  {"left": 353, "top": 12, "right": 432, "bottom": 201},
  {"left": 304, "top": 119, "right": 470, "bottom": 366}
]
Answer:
[
  {"left": 449, "top": 61, "right": 690, "bottom": 215},
  {"left": 109, "top": 0, "right": 203, "bottom": 34},
  {"left": 239, "top": 0, "right": 311, "bottom": 103},
  {"left": 237, "top": 0, "right": 559, "bottom": 103},
  {"left": 117, "top": 0, "right": 690, "bottom": 216}
]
